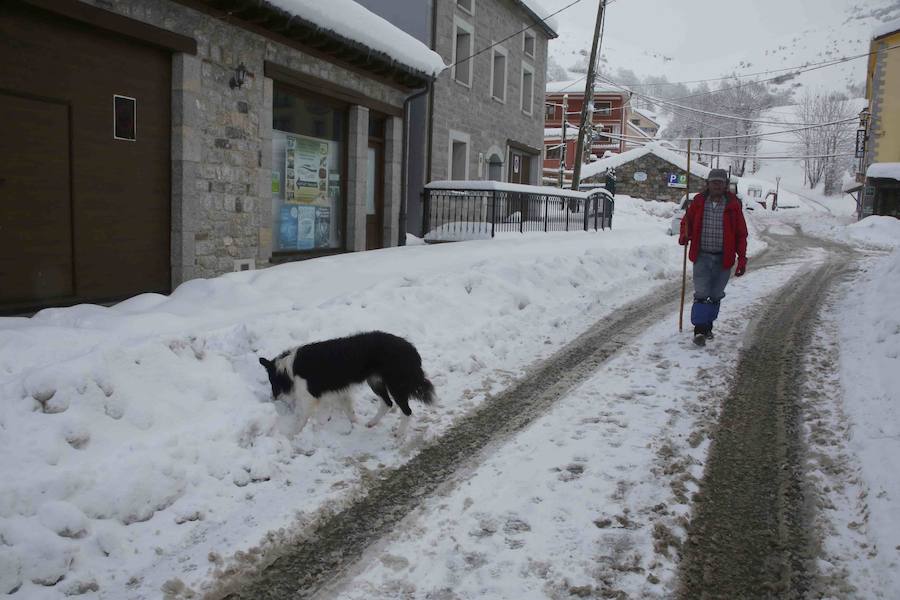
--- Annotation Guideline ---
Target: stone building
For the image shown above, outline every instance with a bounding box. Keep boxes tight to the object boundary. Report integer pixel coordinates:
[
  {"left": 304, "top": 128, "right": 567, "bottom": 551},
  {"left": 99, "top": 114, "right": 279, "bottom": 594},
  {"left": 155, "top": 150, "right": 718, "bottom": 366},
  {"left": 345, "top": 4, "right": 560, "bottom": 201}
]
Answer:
[
  {"left": 0, "top": 0, "right": 443, "bottom": 313},
  {"left": 430, "top": 0, "right": 557, "bottom": 188},
  {"left": 581, "top": 143, "right": 712, "bottom": 203}
]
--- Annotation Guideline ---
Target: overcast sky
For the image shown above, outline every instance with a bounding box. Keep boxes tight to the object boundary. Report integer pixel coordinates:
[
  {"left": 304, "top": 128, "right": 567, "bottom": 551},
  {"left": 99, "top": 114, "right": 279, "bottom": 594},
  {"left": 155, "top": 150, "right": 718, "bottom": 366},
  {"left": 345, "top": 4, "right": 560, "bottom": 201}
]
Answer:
[{"left": 539, "top": 0, "right": 900, "bottom": 91}]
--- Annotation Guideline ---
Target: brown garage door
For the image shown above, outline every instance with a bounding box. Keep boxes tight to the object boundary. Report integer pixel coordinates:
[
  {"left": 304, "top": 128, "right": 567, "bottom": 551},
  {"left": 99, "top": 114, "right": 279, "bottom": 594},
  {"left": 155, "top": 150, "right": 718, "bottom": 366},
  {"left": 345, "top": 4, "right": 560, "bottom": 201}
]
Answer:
[{"left": 0, "top": 3, "right": 171, "bottom": 312}]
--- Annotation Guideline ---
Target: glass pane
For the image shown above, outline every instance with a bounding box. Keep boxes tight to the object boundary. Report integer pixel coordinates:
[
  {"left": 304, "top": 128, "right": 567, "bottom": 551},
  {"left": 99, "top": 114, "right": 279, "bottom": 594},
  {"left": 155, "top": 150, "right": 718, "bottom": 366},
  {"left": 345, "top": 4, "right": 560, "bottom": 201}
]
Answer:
[
  {"left": 114, "top": 95, "right": 136, "bottom": 141},
  {"left": 271, "top": 86, "right": 345, "bottom": 252},
  {"left": 366, "top": 147, "right": 376, "bottom": 215}
]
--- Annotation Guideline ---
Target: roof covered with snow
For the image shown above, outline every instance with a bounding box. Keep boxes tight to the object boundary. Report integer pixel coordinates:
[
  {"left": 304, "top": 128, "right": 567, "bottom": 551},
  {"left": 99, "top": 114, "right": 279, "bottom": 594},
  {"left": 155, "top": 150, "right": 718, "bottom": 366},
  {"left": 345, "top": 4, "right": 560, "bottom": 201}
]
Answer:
[
  {"left": 866, "top": 162, "right": 900, "bottom": 180},
  {"left": 626, "top": 121, "right": 655, "bottom": 140},
  {"left": 631, "top": 107, "right": 660, "bottom": 125},
  {"left": 515, "top": 0, "right": 559, "bottom": 38},
  {"left": 259, "top": 0, "right": 446, "bottom": 79},
  {"left": 873, "top": 17, "right": 900, "bottom": 40},
  {"left": 581, "top": 142, "right": 712, "bottom": 181}
]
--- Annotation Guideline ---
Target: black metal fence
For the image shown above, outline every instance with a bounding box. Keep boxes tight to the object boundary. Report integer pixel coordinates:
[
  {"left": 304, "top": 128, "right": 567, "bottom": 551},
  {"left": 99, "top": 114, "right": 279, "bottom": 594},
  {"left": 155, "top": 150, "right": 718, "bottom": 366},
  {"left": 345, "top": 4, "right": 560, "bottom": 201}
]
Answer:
[{"left": 422, "top": 185, "right": 614, "bottom": 242}]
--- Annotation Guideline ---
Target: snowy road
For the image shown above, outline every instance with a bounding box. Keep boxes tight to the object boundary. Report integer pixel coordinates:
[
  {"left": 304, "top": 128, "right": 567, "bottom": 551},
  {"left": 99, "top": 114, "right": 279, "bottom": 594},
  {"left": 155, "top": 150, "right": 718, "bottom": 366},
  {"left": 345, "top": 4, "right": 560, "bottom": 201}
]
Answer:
[{"left": 214, "top": 229, "right": 866, "bottom": 599}]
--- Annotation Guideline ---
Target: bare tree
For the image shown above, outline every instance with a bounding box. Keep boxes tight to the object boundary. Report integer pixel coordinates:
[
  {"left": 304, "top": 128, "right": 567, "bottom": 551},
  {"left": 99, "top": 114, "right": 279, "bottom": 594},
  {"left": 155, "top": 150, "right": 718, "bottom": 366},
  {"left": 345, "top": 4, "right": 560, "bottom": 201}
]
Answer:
[{"left": 792, "top": 90, "right": 856, "bottom": 194}]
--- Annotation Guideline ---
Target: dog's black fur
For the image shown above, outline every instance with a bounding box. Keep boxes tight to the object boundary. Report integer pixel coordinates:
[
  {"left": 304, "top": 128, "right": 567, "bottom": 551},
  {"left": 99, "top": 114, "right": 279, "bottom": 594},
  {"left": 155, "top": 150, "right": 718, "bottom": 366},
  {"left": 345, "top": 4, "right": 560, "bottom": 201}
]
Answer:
[{"left": 259, "top": 331, "right": 435, "bottom": 433}]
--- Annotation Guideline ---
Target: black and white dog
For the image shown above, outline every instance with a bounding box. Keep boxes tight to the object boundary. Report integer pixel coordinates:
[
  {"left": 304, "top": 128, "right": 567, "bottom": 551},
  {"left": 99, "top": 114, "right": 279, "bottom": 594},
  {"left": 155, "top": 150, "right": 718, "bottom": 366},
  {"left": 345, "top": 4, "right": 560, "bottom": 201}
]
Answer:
[{"left": 259, "top": 331, "right": 435, "bottom": 436}]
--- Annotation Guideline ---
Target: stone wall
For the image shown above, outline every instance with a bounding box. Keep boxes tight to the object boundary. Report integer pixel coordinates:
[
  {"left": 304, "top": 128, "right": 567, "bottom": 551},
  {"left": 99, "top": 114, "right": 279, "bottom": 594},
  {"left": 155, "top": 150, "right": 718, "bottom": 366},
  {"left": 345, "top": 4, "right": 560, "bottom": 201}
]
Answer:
[
  {"left": 584, "top": 153, "right": 700, "bottom": 203},
  {"left": 80, "top": 0, "right": 407, "bottom": 285},
  {"left": 431, "top": 0, "right": 549, "bottom": 183}
]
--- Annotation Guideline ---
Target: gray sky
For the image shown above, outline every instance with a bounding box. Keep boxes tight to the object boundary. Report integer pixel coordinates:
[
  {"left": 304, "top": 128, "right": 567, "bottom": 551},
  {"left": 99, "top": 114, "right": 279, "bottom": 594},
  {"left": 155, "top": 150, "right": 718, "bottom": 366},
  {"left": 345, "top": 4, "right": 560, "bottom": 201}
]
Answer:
[{"left": 540, "top": 0, "right": 900, "bottom": 92}]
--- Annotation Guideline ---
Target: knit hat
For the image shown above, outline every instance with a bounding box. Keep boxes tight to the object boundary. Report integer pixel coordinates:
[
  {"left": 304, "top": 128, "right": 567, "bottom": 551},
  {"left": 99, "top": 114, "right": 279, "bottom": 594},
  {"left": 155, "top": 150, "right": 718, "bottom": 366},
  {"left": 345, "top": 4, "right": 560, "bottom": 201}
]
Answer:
[{"left": 707, "top": 168, "right": 728, "bottom": 182}]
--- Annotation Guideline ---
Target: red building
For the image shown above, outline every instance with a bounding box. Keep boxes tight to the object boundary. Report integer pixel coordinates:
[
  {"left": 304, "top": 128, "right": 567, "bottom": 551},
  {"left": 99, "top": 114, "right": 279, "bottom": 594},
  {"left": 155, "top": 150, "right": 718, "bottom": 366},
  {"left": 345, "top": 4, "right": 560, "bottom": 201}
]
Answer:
[{"left": 543, "top": 80, "right": 629, "bottom": 182}]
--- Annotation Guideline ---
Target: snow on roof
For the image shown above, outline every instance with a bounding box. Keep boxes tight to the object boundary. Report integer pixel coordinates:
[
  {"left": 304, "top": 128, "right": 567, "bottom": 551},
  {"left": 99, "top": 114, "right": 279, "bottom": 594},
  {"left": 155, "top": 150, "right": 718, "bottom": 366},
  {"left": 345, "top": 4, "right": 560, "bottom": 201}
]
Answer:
[
  {"left": 581, "top": 142, "right": 712, "bottom": 181},
  {"left": 626, "top": 121, "right": 654, "bottom": 140},
  {"left": 266, "top": 0, "right": 446, "bottom": 77},
  {"left": 631, "top": 107, "right": 659, "bottom": 125},
  {"left": 425, "top": 180, "right": 609, "bottom": 200},
  {"left": 866, "top": 162, "right": 900, "bottom": 180},
  {"left": 515, "top": 0, "right": 559, "bottom": 37},
  {"left": 545, "top": 79, "right": 628, "bottom": 95},
  {"left": 873, "top": 17, "right": 900, "bottom": 40}
]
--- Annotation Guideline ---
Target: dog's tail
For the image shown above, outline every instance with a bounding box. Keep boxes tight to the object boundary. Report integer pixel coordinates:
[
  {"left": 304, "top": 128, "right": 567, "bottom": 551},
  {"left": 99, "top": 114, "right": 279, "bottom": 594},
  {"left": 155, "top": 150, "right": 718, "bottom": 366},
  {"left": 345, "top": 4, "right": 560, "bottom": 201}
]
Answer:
[{"left": 411, "top": 375, "right": 436, "bottom": 405}]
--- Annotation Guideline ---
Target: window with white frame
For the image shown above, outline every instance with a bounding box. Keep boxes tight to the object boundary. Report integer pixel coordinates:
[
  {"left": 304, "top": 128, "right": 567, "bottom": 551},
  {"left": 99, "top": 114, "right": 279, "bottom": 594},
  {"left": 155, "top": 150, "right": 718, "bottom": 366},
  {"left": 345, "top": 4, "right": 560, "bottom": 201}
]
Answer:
[
  {"left": 523, "top": 28, "right": 536, "bottom": 58},
  {"left": 521, "top": 63, "right": 534, "bottom": 115},
  {"left": 545, "top": 145, "right": 561, "bottom": 160},
  {"left": 449, "top": 130, "right": 470, "bottom": 180},
  {"left": 452, "top": 17, "right": 474, "bottom": 87},
  {"left": 457, "top": 0, "right": 473, "bottom": 15},
  {"left": 545, "top": 103, "right": 556, "bottom": 119},
  {"left": 595, "top": 101, "right": 612, "bottom": 116},
  {"left": 490, "top": 45, "right": 508, "bottom": 102}
]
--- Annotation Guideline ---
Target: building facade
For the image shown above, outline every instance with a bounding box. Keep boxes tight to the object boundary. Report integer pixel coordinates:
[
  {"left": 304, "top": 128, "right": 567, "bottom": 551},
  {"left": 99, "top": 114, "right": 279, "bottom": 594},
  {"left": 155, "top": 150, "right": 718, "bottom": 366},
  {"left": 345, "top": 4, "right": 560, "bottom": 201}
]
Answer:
[
  {"left": 430, "top": 0, "right": 556, "bottom": 191},
  {"left": 543, "top": 82, "right": 629, "bottom": 178},
  {"left": 858, "top": 19, "right": 900, "bottom": 218},
  {"left": 0, "top": 0, "right": 440, "bottom": 313}
]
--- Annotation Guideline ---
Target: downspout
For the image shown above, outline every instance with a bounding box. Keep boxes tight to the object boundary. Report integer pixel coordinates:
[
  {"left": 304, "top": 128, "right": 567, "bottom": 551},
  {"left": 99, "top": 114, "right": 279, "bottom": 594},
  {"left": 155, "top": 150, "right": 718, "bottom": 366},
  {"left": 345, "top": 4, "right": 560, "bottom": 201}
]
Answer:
[{"left": 399, "top": 80, "right": 432, "bottom": 246}]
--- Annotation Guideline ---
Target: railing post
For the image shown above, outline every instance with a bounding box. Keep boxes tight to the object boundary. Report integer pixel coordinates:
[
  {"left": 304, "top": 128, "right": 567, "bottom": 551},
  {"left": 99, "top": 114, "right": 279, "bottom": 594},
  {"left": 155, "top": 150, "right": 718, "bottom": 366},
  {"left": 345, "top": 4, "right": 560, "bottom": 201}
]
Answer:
[
  {"left": 583, "top": 194, "right": 589, "bottom": 231},
  {"left": 422, "top": 188, "right": 430, "bottom": 238},
  {"left": 491, "top": 191, "right": 496, "bottom": 238},
  {"left": 544, "top": 194, "right": 549, "bottom": 232}
]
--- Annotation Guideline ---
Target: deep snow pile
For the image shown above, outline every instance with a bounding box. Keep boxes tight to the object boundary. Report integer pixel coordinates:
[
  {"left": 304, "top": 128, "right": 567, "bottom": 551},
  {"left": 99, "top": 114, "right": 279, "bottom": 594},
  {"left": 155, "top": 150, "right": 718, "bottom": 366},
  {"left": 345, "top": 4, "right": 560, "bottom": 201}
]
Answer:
[{"left": 0, "top": 196, "right": 715, "bottom": 598}]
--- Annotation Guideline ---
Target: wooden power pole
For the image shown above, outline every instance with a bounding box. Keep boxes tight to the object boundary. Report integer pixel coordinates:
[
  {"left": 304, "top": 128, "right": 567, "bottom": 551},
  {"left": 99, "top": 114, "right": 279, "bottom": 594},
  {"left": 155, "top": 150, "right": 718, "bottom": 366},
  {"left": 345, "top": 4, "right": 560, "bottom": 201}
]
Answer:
[{"left": 570, "top": 0, "right": 605, "bottom": 191}]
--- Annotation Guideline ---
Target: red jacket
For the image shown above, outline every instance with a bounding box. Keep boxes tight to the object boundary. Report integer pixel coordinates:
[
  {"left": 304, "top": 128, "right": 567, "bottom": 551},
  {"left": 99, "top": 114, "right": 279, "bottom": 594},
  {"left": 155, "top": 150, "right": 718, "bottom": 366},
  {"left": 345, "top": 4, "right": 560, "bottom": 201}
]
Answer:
[{"left": 679, "top": 191, "right": 748, "bottom": 269}]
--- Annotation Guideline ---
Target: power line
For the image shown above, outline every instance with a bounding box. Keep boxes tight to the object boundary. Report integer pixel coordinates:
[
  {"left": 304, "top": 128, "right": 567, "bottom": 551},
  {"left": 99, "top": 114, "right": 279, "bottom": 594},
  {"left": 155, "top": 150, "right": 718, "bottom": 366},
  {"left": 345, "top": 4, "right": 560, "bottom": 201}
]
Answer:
[
  {"left": 597, "top": 132, "right": 856, "bottom": 161},
  {"left": 448, "top": 0, "right": 585, "bottom": 69},
  {"left": 610, "top": 116, "right": 856, "bottom": 142}
]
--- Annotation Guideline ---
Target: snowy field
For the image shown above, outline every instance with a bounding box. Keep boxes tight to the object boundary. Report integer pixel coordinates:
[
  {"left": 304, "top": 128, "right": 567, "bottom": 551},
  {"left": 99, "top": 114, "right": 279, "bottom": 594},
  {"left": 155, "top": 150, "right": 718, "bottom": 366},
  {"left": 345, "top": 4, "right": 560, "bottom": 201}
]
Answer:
[{"left": 1, "top": 189, "right": 898, "bottom": 598}]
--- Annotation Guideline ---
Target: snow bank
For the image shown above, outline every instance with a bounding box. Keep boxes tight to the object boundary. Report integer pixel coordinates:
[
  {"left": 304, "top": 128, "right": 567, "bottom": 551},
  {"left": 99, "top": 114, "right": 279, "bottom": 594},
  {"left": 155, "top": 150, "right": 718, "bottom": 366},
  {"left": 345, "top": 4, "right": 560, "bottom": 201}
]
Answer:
[{"left": 0, "top": 196, "right": 693, "bottom": 599}]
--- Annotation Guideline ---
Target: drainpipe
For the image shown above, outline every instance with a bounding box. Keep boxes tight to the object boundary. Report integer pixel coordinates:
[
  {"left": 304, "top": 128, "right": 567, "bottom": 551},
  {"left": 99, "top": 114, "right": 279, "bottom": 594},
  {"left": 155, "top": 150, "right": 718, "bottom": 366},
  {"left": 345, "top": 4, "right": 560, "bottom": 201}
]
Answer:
[{"left": 399, "top": 80, "right": 432, "bottom": 246}]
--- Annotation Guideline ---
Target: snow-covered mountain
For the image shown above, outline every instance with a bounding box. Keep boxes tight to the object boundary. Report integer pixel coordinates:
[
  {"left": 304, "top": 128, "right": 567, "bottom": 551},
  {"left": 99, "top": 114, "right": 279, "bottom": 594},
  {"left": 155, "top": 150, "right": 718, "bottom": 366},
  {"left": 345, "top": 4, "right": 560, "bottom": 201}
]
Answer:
[{"left": 544, "top": 0, "right": 900, "bottom": 96}]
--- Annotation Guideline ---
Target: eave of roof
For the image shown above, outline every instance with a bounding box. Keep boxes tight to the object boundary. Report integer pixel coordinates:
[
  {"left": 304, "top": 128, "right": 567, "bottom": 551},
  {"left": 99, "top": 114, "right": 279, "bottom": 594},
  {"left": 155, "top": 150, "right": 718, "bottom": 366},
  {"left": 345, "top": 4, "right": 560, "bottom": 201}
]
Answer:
[{"left": 191, "top": 0, "right": 436, "bottom": 88}]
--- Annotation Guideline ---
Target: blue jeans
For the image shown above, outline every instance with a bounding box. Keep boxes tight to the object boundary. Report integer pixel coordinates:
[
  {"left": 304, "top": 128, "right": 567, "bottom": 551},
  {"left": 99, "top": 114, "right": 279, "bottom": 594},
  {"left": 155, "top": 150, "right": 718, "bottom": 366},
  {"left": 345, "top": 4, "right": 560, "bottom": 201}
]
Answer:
[{"left": 691, "top": 252, "right": 731, "bottom": 331}]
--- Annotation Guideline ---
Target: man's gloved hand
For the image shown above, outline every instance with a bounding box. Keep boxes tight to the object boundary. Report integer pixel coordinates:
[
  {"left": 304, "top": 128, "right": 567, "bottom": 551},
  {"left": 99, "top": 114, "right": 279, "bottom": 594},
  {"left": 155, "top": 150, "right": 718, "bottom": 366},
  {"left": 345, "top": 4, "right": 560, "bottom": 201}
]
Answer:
[{"left": 735, "top": 256, "right": 747, "bottom": 277}]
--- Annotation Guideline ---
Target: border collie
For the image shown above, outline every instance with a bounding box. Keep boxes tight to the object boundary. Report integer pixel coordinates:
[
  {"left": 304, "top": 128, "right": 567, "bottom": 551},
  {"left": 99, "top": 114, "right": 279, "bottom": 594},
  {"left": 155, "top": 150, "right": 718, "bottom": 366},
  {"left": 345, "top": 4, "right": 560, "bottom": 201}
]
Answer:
[{"left": 259, "top": 331, "right": 435, "bottom": 436}]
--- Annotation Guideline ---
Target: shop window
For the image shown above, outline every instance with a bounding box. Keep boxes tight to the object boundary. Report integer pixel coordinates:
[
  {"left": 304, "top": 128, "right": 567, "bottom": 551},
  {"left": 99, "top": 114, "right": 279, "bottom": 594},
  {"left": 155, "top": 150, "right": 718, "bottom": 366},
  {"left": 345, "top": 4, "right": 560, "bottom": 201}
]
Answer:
[
  {"left": 271, "top": 85, "right": 345, "bottom": 252},
  {"left": 113, "top": 95, "right": 136, "bottom": 141}
]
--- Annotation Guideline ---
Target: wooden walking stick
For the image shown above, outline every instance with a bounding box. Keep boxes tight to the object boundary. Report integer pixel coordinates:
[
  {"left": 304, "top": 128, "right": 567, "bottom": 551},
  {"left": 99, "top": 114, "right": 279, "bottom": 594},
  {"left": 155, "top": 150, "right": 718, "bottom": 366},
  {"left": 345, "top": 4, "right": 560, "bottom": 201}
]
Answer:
[{"left": 678, "top": 139, "right": 691, "bottom": 333}]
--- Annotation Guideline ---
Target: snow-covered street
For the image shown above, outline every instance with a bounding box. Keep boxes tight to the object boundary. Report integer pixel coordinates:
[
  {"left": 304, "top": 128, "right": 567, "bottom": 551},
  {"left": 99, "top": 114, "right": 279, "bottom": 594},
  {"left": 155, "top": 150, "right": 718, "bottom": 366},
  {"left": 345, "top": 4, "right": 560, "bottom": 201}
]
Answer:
[{"left": 3, "top": 192, "right": 899, "bottom": 598}]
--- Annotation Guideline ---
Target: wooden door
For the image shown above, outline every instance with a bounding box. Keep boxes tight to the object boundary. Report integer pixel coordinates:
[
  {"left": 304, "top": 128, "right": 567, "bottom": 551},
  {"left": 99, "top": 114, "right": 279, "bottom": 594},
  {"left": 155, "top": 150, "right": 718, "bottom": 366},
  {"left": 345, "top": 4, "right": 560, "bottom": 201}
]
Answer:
[{"left": 0, "top": 92, "right": 74, "bottom": 305}]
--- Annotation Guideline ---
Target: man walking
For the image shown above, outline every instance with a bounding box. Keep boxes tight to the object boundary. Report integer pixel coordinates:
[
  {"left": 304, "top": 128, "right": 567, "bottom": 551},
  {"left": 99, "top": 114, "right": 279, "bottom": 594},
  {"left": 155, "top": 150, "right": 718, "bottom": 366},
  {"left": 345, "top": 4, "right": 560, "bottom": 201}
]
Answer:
[{"left": 679, "top": 168, "right": 749, "bottom": 346}]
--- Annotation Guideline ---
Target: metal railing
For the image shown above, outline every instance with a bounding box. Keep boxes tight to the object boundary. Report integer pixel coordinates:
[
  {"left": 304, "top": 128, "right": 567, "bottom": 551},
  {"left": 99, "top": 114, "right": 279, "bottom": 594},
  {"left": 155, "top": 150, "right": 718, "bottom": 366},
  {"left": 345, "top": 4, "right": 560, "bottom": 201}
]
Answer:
[{"left": 422, "top": 182, "right": 613, "bottom": 242}]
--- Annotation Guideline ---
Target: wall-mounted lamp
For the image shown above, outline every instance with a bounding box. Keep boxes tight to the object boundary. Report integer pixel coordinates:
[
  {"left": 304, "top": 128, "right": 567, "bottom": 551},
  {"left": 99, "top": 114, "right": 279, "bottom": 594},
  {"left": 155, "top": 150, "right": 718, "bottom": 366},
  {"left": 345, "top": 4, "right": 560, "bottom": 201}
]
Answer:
[{"left": 229, "top": 62, "right": 248, "bottom": 89}]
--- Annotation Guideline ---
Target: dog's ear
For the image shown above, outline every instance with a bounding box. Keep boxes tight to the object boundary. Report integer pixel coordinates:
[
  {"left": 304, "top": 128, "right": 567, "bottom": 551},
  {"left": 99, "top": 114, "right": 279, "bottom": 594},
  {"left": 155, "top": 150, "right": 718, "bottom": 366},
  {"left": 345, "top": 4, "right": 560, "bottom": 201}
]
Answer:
[{"left": 259, "top": 357, "right": 273, "bottom": 370}]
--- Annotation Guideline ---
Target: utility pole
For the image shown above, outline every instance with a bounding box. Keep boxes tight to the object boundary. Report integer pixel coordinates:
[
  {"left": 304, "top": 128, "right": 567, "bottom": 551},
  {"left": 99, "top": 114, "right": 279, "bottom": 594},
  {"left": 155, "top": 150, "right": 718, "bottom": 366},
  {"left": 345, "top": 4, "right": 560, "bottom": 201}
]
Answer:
[
  {"left": 570, "top": 0, "right": 605, "bottom": 190},
  {"left": 558, "top": 94, "right": 568, "bottom": 188}
]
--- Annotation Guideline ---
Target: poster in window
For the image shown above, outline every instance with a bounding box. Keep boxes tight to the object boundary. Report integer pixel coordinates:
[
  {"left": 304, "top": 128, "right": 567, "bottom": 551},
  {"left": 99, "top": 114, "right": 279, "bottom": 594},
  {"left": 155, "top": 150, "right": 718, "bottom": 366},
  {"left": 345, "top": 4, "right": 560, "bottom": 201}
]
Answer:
[
  {"left": 315, "top": 206, "right": 331, "bottom": 248},
  {"left": 297, "top": 205, "right": 316, "bottom": 250},
  {"left": 278, "top": 205, "right": 299, "bottom": 249},
  {"left": 287, "top": 135, "right": 330, "bottom": 204}
]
